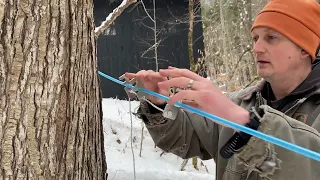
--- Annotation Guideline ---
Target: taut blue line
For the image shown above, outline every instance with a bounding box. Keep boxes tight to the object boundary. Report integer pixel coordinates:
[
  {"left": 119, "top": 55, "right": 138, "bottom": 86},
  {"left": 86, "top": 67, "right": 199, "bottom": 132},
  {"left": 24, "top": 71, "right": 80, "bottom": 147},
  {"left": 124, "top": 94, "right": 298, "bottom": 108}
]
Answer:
[{"left": 98, "top": 71, "right": 320, "bottom": 163}]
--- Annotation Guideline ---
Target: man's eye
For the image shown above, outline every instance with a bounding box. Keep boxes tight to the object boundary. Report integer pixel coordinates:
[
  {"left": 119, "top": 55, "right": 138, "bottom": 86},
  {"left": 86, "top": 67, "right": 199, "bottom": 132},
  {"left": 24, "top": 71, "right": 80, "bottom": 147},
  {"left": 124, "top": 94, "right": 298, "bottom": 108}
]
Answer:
[
  {"left": 252, "top": 36, "right": 259, "bottom": 42},
  {"left": 267, "top": 35, "right": 276, "bottom": 41}
]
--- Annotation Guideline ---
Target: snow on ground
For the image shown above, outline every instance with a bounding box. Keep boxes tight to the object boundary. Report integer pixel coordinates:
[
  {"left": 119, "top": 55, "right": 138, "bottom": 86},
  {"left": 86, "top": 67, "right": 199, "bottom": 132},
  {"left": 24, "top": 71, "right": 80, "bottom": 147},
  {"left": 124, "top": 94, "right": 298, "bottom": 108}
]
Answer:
[{"left": 102, "top": 98, "right": 216, "bottom": 180}]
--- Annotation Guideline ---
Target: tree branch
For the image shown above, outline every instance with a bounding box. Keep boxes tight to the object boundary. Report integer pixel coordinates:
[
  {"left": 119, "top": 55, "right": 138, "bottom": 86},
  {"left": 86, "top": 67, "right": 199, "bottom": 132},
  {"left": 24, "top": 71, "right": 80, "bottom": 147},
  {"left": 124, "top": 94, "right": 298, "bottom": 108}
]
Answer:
[
  {"left": 229, "top": 48, "right": 252, "bottom": 81},
  {"left": 95, "top": 0, "right": 137, "bottom": 37},
  {"left": 243, "top": 76, "right": 261, "bottom": 89},
  {"left": 140, "top": 0, "right": 155, "bottom": 22}
]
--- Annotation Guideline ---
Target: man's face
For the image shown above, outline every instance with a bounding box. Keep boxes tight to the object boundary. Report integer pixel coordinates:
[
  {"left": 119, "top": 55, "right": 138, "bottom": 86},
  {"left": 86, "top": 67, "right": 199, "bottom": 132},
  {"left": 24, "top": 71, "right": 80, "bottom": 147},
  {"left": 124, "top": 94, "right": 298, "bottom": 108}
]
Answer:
[{"left": 251, "top": 27, "right": 308, "bottom": 82}]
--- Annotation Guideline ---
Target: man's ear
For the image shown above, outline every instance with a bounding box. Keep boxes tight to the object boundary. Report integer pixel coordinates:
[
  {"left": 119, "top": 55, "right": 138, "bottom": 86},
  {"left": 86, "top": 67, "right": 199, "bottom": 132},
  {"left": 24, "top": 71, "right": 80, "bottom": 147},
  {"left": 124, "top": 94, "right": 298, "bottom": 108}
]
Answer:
[{"left": 301, "top": 49, "right": 310, "bottom": 59}]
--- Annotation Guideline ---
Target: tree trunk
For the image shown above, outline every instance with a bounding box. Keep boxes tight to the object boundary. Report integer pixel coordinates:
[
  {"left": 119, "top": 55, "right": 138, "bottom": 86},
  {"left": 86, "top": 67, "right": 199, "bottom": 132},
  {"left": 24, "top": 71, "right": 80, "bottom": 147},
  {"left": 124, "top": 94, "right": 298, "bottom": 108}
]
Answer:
[
  {"left": 0, "top": 0, "right": 107, "bottom": 179},
  {"left": 188, "top": 0, "right": 195, "bottom": 71},
  {"left": 219, "top": 0, "right": 232, "bottom": 90}
]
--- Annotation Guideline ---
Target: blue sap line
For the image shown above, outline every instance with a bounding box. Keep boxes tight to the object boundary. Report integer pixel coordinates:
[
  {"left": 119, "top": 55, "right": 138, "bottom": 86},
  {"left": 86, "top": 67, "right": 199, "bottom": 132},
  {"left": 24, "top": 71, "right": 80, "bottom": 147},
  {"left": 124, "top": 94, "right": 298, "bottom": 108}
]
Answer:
[{"left": 98, "top": 71, "right": 320, "bottom": 163}]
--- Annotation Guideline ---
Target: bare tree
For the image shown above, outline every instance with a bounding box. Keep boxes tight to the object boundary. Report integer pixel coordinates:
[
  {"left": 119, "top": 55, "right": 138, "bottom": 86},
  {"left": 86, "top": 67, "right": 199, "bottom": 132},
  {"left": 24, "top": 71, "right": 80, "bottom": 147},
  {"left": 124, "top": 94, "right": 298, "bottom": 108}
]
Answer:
[
  {"left": 189, "top": 0, "right": 196, "bottom": 71},
  {"left": 181, "top": 0, "right": 204, "bottom": 171},
  {"left": 0, "top": 0, "right": 107, "bottom": 179},
  {"left": 202, "top": 0, "right": 269, "bottom": 91},
  {"left": 138, "top": 0, "right": 162, "bottom": 72}
]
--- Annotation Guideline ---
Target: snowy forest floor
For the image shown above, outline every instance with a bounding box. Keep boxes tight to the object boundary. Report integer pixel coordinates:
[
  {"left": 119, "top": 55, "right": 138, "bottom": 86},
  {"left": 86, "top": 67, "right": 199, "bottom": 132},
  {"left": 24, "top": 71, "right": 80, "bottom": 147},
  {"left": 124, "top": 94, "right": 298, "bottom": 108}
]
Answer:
[{"left": 102, "top": 98, "right": 216, "bottom": 180}]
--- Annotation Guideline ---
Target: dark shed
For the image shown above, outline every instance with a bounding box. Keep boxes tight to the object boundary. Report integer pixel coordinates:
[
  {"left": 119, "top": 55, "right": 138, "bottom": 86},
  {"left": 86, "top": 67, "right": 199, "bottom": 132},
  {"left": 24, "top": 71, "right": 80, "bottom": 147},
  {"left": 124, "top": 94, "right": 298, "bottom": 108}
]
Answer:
[{"left": 94, "top": 0, "right": 205, "bottom": 99}]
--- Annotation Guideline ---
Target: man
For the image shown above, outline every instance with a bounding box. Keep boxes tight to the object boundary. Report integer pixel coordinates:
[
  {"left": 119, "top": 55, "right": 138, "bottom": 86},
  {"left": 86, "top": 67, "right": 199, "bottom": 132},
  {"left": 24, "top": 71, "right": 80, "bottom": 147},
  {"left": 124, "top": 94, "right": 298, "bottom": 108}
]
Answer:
[{"left": 124, "top": 0, "right": 320, "bottom": 179}]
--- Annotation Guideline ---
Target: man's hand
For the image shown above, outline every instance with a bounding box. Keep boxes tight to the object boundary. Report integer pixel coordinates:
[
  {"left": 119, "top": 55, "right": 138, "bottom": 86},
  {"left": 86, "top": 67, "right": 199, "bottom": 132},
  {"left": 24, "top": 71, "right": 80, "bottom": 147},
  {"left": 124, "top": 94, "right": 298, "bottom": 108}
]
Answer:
[
  {"left": 158, "top": 67, "right": 249, "bottom": 126},
  {"left": 124, "top": 70, "right": 169, "bottom": 105}
]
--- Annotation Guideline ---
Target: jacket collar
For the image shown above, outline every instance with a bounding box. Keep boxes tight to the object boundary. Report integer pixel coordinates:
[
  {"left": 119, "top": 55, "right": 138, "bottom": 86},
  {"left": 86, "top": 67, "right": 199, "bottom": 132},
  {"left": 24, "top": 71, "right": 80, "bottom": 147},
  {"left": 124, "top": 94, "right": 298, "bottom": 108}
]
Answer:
[{"left": 239, "top": 62, "right": 320, "bottom": 101}]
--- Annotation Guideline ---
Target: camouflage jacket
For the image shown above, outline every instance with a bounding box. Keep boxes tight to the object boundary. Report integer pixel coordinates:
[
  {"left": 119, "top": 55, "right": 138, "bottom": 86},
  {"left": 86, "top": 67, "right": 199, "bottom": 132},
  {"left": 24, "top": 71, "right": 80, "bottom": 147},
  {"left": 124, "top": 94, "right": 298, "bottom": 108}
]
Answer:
[{"left": 136, "top": 62, "right": 320, "bottom": 180}]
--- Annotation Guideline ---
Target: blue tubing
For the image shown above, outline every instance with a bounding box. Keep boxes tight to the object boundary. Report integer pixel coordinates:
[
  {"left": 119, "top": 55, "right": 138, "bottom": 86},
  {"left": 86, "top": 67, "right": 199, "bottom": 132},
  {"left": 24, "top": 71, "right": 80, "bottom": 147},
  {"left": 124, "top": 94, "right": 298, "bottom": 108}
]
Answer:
[{"left": 98, "top": 71, "right": 320, "bottom": 163}]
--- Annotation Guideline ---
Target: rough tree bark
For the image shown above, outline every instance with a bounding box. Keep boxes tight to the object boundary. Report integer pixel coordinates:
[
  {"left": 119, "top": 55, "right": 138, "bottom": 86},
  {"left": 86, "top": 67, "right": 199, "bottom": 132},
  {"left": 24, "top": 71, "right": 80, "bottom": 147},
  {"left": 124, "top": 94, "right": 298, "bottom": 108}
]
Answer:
[{"left": 0, "top": 0, "right": 107, "bottom": 179}]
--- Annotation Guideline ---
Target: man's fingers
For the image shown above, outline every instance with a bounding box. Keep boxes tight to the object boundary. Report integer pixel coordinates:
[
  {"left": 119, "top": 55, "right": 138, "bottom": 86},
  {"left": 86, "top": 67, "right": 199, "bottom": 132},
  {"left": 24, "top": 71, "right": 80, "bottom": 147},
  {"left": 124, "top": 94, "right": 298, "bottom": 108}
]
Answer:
[
  {"left": 158, "top": 77, "right": 204, "bottom": 90},
  {"left": 144, "top": 70, "right": 166, "bottom": 82},
  {"left": 167, "top": 90, "right": 199, "bottom": 105},
  {"left": 124, "top": 72, "right": 136, "bottom": 79},
  {"left": 149, "top": 73, "right": 168, "bottom": 82},
  {"left": 159, "top": 68, "right": 206, "bottom": 82},
  {"left": 135, "top": 70, "right": 148, "bottom": 79},
  {"left": 181, "top": 100, "right": 199, "bottom": 108},
  {"left": 123, "top": 70, "right": 147, "bottom": 81},
  {"left": 124, "top": 70, "right": 167, "bottom": 85}
]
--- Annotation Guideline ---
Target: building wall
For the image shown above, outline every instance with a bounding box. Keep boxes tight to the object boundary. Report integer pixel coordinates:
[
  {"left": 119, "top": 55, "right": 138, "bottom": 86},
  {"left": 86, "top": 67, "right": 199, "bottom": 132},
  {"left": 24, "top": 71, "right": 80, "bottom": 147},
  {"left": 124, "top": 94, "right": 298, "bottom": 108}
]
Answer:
[{"left": 94, "top": 0, "right": 205, "bottom": 99}]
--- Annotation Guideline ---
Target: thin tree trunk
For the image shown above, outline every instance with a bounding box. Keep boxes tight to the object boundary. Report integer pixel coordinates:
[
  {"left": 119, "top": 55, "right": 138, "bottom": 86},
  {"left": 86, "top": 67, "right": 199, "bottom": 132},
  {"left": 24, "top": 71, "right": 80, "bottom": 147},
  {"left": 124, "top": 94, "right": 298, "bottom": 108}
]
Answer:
[
  {"left": 219, "top": 0, "right": 231, "bottom": 90},
  {"left": 0, "top": 0, "right": 107, "bottom": 179},
  {"left": 187, "top": 1, "right": 201, "bottom": 170},
  {"left": 188, "top": 0, "right": 195, "bottom": 71},
  {"left": 153, "top": 0, "right": 158, "bottom": 72},
  {"left": 245, "top": 0, "right": 257, "bottom": 86}
]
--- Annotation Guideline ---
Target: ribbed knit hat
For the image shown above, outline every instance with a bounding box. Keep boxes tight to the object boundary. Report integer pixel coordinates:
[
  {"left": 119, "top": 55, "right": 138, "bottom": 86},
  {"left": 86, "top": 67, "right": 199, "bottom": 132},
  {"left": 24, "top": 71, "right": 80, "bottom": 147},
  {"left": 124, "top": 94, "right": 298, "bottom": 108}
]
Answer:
[{"left": 251, "top": 0, "right": 320, "bottom": 61}]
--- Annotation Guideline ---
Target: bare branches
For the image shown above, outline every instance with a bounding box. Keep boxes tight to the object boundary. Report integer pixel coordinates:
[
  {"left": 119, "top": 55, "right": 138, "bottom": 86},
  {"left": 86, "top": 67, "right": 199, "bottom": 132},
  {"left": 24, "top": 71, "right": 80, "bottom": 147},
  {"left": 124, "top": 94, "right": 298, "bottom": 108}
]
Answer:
[
  {"left": 95, "top": 0, "right": 137, "bottom": 37},
  {"left": 140, "top": 0, "right": 155, "bottom": 22},
  {"left": 243, "top": 76, "right": 261, "bottom": 89},
  {"left": 228, "top": 48, "right": 252, "bottom": 81},
  {"left": 202, "top": 0, "right": 271, "bottom": 91},
  {"left": 140, "top": 42, "right": 159, "bottom": 57},
  {"left": 136, "top": 0, "right": 160, "bottom": 71}
]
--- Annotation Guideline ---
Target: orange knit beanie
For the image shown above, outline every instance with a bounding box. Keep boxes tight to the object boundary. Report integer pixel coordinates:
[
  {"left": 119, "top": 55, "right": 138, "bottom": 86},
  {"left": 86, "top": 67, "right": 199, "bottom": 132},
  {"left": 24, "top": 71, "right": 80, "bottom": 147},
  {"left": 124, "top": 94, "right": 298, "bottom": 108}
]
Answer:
[{"left": 251, "top": 0, "right": 320, "bottom": 61}]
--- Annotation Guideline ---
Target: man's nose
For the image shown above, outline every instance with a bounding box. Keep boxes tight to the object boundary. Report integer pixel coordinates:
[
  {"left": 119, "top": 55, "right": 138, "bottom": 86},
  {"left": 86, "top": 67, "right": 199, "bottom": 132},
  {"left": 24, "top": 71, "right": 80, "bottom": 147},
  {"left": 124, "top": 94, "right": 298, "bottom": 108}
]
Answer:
[{"left": 253, "top": 39, "right": 266, "bottom": 55}]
